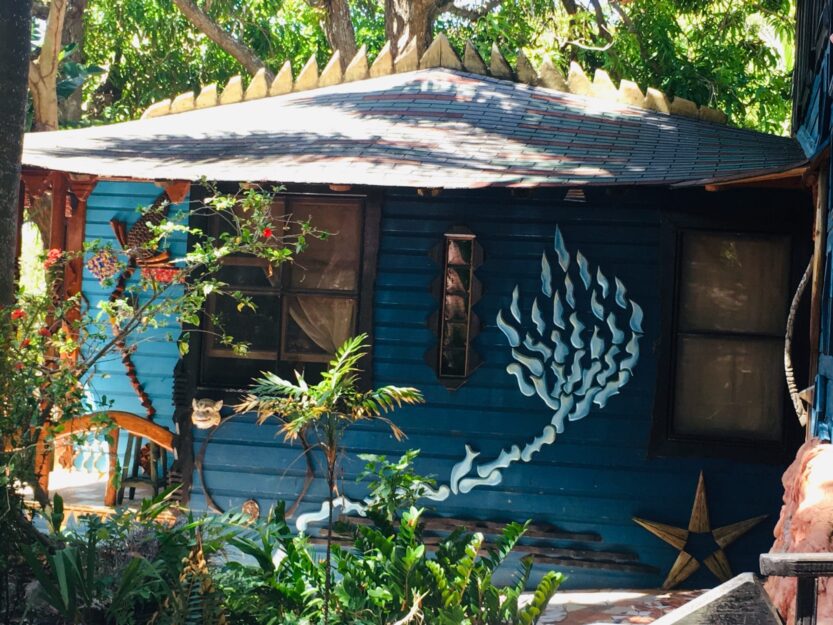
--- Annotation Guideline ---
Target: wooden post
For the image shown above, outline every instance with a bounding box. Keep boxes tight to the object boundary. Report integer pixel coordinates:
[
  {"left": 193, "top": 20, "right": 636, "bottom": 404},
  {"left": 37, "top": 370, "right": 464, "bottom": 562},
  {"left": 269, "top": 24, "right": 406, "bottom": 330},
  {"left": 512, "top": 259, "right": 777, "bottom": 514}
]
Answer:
[
  {"left": 65, "top": 176, "right": 96, "bottom": 297},
  {"left": 33, "top": 426, "right": 53, "bottom": 500},
  {"left": 104, "top": 428, "right": 120, "bottom": 506},
  {"left": 809, "top": 164, "right": 828, "bottom": 387},
  {"left": 796, "top": 577, "right": 818, "bottom": 625},
  {"left": 760, "top": 553, "right": 833, "bottom": 625},
  {"left": 48, "top": 171, "right": 67, "bottom": 251}
]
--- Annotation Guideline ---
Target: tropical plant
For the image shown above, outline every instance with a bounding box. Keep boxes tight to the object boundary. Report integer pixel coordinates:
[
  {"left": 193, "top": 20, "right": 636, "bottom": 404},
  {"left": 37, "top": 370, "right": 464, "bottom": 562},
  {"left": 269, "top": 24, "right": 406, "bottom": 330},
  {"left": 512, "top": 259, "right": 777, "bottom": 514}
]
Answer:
[
  {"left": 236, "top": 333, "right": 425, "bottom": 623},
  {"left": 208, "top": 453, "right": 564, "bottom": 625},
  {"left": 148, "top": 534, "right": 227, "bottom": 625},
  {"left": 335, "top": 506, "right": 563, "bottom": 625},
  {"left": 209, "top": 502, "right": 326, "bottom": 624},
  {"left": 21, "top": 491, "right": 193, "bottom": 625},
  {"left": 358, "top": 449, "right": 436, "bottom": 532}
]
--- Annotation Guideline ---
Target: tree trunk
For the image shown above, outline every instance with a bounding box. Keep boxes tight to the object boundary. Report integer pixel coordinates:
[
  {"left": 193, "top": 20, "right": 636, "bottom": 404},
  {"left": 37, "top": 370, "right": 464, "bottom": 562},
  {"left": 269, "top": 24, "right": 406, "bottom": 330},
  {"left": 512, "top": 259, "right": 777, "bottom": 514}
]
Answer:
[
  {"left": 560, "top": 0, "right": 578, "bottom": 14},
  {"left": 29, "top": 0, "right": 68, "bottom": 132},
  {"left": 324, "top": 462, "right": 334, "bottom": 625},
  {"left": 320, "top": 0, "right": 358, "bottom": 66},
  {"left": 58, "top": 0, "right": 89, "bottom": 125},
  {"left": 171, "top": 0, "right": 271, "bottom": 78},
  {"left": 0, "top": 0, "right": 32, "bottom": 306},
  {"left": 385, "top": 0, "right": 436, "bottom": 57}
]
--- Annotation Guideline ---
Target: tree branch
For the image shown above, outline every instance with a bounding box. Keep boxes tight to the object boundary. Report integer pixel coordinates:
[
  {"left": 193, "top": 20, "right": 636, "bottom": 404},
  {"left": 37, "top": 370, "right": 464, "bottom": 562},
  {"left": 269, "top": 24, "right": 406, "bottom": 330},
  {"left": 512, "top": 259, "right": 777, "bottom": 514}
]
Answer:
[
  {"left": 443, "top": 0, "right": 502, "bottom": 22},
  {"left": 588, "top": 0, "right": 612, "bottom": 41},
  {"left": 609, "top": 0, "right": 662, "bottom": 77},
  {"left": 171, "top": 0, "right": 271, "bottom": 78},
  {"left": 559, "top": 0, "right": 577, "bottom": 14},
  {"left": 566, "top": 39, "right": 615, "bottom": 52},
  {"left": 311, "top": 0, "right": 358, "bottom": 66},
  {"left": 29, "top": 0, "right": 67, "bottom": 131},
  {"left": 36, "top": 0, "right": 66, "bottom": 77}
]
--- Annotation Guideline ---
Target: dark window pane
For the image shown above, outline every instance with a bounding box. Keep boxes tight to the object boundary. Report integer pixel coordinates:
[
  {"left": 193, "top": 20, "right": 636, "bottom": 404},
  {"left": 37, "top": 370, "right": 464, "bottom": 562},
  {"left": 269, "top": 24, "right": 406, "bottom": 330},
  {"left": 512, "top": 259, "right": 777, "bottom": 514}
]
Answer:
[
  {"left": 212, "top": 198, "right": 285, "bottom": 238},
  {"left": 441, "top": 349, "right": 467, "bottom": 377},
  {"left": 673, "top": 336, "right": 783, "bottom": 441},
  {"left": 205, "top": 293, "right": 280, "bottom": 360},
  {"left": 289, "top": 201, "right": 361, "bottom": 292},
  {"left": 446, "top": 267, "right": 470, "bottom": 295},
  {"left": 442, "top": 322, "right": 469, "bottom": 349},
  {"left": 679, "top": 232, "right": 790, "bottom": 335},
  {"left": 444, "top": 293, "right": 469, "bottom": 322},
  {"left": 447, "top": 239, "right": 472, "bottom": 266},
  {"left": 283, "top": 295, "right": 357, "bottom": 361},
  {"left": 438, "top": 235, "right": 475, "bottom": 379},
  {"left": 217, "top": 258, "right": 280, "bottom": 289}
]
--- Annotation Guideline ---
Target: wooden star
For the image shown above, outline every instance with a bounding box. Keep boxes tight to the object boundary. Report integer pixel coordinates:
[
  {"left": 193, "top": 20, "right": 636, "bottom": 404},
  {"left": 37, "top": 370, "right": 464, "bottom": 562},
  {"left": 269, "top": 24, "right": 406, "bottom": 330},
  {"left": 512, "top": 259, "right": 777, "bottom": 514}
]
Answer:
[{"left": 633, "top": 471, "right": 767, "bottom": 589}]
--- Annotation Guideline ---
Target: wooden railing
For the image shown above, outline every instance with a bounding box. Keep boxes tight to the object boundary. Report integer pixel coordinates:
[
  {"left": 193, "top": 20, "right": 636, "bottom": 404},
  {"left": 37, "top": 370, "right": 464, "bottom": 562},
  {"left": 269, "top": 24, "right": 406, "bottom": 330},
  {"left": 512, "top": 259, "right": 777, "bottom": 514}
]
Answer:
[
  {"left": 760, "top": 553, "right": 833, "bottom": 625},
  {"left": 35, "top": 411, "right": 177, "bottom": 506}
]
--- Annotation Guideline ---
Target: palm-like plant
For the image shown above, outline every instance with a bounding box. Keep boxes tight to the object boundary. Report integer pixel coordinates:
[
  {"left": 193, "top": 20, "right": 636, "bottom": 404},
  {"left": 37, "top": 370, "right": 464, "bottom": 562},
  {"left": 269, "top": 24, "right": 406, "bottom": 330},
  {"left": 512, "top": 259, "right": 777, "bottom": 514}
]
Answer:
[{"left": 236, "top": 333, "right": 424, "bottom": 623}]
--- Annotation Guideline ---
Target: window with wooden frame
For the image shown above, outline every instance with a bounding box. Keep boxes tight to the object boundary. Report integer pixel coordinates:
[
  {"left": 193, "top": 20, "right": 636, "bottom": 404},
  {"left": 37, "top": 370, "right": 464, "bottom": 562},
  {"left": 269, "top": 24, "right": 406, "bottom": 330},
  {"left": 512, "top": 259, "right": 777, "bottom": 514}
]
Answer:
[
  {"left": 197, "top": 194, "right": 377, "bottom": 391},
  {"left": 427, "top": 228, "right": 482, "bottom": 388},
  {"left": 652, "top": 217, "right": 805, "bottom": 462}
]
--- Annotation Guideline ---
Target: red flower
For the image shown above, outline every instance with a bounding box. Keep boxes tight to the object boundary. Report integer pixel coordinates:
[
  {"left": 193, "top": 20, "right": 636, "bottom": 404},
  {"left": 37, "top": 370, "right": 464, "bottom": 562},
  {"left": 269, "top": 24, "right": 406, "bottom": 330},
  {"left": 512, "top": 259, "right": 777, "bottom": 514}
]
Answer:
[
  {"left": 144, "top": 267, "right": 180, "bottom": 284},
  {"left": 14, "top": 363, "right": 24, "bottom": 371},
  {"left": 10, "top": 309, "right": 25, "bottom": 320},
  {"left": 20, "top": 339, "right": 30, "bottom": 348},
  {"left": 38, "top": 327, "right": 50, "bottom": 337},
  {"left": 43, "top": 248, "right": 61, "bottom": 270},
  {"left": 262, "top": 227, "right": 273, "bottom": 239}
]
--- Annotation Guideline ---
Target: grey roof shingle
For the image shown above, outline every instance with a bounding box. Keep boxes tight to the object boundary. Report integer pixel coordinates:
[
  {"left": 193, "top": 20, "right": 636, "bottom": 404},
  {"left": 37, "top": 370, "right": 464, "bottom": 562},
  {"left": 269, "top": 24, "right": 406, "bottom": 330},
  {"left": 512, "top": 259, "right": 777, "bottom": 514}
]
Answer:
[{"left": 21, "top": 69, "right": 805, "bottom": 188}]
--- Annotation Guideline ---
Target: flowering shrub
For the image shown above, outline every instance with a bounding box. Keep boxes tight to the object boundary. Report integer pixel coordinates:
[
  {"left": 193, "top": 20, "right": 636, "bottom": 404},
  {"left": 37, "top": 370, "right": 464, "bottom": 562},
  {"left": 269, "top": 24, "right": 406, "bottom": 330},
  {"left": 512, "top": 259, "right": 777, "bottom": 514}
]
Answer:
[
  {"left": 42, "top": 248, "right": 61, "bottom": 270},
  {"left": 141, "top": 266, "right": 182, "bottom": 284},
  {"left": 0, "top": 184, "right": 323, "bottom": 621}
]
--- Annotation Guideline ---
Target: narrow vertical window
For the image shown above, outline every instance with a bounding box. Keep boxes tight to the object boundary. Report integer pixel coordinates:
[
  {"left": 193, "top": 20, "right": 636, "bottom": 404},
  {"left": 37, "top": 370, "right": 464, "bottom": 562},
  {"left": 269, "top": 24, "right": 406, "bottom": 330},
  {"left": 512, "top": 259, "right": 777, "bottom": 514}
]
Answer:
[{"left": 435, "top": 228, "right": 483, "bottom": 384}]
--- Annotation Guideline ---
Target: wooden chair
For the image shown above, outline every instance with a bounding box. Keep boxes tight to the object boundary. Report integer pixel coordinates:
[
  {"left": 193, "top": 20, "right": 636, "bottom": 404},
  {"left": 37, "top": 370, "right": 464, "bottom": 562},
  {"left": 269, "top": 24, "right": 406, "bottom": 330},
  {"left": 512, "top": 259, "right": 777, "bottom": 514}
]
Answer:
[{"left": 34, "top": 411, "right": 177, "bottom": 506}]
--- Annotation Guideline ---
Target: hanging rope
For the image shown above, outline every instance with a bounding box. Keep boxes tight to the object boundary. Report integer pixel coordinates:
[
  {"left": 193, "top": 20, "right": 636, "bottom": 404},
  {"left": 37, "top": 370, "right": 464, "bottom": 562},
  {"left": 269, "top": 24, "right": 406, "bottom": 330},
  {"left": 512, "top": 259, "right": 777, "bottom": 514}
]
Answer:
[{"left": 786, "top": 259, "right": 813, "bottom": 425}]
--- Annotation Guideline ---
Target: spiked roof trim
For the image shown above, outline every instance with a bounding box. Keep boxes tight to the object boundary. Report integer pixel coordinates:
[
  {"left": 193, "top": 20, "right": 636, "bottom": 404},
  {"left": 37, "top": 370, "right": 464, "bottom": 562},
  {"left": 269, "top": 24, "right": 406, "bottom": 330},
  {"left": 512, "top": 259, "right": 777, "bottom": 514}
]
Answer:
[
  {"left": 141, "top": 34, "right": 729, "bottom": 124},
  {"left": 21, "top": 67, "right": 803, "bottom": 188}
]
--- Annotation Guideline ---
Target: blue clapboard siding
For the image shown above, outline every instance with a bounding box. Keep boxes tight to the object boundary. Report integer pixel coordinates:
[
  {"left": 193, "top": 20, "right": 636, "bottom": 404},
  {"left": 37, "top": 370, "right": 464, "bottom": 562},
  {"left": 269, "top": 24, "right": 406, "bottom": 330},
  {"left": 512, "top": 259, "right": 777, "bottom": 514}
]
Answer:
[
  {"left": 191, "top": 187, "right": 788, "bottom": 589},
  {"left": 796, "top": 46, "right": 829, "bottom": 158},
  {"left": 82, "top": 181, "right": 188, "bottom": 438}
]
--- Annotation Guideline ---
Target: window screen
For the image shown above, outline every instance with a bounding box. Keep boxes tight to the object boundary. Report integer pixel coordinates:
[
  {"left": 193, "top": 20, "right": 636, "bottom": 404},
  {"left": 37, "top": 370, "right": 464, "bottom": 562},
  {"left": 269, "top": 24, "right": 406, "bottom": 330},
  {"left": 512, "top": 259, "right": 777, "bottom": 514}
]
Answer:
[
  {"left": 199, "top": 196, "right": 364, "bottom": 389},
  {"left": 670, "top": 232, "right": 790, "bottom": 442}
]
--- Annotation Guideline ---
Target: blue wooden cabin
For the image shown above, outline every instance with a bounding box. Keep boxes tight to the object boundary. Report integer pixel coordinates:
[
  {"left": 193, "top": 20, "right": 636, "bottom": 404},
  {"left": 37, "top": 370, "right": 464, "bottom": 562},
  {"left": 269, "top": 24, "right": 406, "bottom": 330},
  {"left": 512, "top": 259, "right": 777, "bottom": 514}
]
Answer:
[
  {"left": 794, "top": 0, "right": 833, "bottom": 445},
  {"left": 20, "top": 36, "right": 815, "bottom": 590}
]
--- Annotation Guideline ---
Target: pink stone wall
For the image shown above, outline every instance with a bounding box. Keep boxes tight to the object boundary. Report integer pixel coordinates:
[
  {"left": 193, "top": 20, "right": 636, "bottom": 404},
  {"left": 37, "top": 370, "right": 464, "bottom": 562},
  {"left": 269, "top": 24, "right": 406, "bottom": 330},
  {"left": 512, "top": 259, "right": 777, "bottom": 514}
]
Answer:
[{"left": 765, "top": 438, "right": 833, "bottom": 625}]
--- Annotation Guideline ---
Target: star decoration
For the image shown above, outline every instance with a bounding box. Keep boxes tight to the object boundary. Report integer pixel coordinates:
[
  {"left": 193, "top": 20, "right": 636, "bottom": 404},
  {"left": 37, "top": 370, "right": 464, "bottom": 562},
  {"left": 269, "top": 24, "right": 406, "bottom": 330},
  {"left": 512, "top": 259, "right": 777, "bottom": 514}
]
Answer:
[{"left": 633, "top": 471, "right": 767, "bottom": 589}]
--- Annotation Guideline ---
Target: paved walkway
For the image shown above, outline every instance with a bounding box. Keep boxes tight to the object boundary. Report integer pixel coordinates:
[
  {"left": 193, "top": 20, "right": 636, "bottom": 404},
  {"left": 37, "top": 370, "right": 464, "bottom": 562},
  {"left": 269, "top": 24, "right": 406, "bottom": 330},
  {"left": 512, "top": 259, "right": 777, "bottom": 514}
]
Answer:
[{"left": 531, "top": 589, "right": 706, "bottom": 624}]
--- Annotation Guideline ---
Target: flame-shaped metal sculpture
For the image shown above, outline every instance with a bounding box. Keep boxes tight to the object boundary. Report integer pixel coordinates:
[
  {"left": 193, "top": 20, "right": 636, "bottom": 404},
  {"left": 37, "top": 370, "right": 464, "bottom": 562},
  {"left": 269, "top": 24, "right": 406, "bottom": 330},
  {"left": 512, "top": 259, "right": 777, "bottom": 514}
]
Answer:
[
  {"left": 420, "top": 226, "right": 644, "bottom": 502},
  {"left": 500, "top": 226, "right": 643, "bottom": 431},
  {"left": 295, "top": 227, "right": 643, "bottom": 529}
]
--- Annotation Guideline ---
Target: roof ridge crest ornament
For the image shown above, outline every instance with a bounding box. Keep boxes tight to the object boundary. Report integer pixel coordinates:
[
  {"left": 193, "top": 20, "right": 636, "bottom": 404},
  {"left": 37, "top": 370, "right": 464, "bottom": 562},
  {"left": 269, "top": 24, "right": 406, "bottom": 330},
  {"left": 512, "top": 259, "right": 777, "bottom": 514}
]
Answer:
[{"left": 140, "top": 35, "right": 728, "bottom": 125}]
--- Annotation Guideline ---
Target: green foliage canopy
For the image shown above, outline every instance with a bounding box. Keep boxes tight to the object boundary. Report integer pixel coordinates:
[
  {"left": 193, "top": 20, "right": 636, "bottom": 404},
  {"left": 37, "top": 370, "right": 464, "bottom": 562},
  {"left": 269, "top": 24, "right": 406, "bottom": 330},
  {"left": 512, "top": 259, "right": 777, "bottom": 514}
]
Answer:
[{"left": 78, "top": 0, "right": 795, "bottom": 133}]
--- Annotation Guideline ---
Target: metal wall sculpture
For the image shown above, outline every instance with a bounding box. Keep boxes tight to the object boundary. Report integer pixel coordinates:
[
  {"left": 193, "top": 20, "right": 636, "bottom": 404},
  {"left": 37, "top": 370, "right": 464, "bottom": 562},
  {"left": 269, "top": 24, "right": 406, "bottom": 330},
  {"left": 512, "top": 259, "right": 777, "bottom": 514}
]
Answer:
[{"left": 294, "top": 227, "right": 643, "bottom": 530}]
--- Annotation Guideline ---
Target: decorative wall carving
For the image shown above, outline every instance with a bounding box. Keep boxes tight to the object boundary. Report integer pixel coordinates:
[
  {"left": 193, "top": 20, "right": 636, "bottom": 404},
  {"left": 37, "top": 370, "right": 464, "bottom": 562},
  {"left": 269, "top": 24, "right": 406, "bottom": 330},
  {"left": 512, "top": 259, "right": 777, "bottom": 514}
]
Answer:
[
  {"left": 497, "top": 226, "right": 643, "bottom": 432},
  {"left": 191, "top": 398, "right": 223, "bottom": 430},
  {"left": 294, "top": 227, "right": 644, "bottom": 531}
]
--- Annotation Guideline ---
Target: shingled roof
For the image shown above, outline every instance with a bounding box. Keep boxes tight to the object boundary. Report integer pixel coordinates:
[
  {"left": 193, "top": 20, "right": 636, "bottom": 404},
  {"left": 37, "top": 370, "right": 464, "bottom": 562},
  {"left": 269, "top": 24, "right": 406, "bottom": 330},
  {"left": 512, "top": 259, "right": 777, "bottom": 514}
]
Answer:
[{"left": 22, "top": 67, "right": 804, "bottom": 188}]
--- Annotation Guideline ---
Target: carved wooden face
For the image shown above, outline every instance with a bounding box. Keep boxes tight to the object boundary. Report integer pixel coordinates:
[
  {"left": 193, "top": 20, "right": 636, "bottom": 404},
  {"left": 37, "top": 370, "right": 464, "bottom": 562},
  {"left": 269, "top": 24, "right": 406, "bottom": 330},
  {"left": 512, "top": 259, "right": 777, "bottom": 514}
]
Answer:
[{"left": 191, "top": 398, "right": 223, "bottom": 429}]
